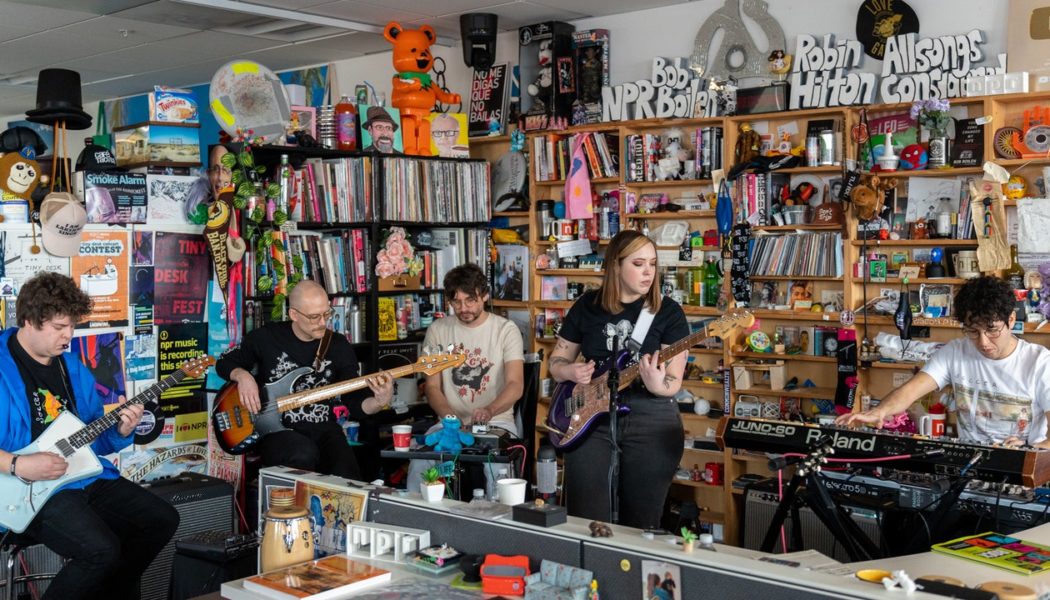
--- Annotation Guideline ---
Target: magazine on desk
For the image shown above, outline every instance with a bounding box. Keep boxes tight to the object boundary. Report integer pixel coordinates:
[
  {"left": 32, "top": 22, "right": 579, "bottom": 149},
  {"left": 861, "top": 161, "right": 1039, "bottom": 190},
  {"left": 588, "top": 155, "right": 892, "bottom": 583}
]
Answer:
[
  {"left": 931, "top": 532, "right": 1050, "bottom": 575},
  {"left": 242, "top": 555, "right": 391, "bottom": 599}
]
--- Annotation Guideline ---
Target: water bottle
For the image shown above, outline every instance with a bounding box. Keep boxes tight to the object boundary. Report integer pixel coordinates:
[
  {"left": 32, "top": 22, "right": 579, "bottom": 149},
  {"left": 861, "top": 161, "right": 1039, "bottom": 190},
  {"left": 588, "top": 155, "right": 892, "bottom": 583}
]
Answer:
[
  {"left": 348, "top": 303, "right": 362, "bottom": 343},
  {"left": 488, "top": 467, "right": 509, "bottom": 501},
  {"left": 536, "top": 444, "right": 558, "bottom": 500}
]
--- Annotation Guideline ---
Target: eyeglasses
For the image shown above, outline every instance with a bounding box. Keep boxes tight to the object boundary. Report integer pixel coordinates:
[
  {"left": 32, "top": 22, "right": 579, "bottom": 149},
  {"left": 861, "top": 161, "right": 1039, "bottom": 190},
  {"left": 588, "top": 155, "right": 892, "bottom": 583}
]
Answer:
[
  {"left": 208, "top": 166, "right": 232, "bottom": 176},
  {"left": 961, "top": 323, "right": 1007, "bottom": 340},
  {"left": 291, "top": 307, "right": 334, "bottom": 322},
  {"left": 448, "top": 296, "right": 482, "bottom": 309},
  {"left": 432, "top": 130, "right": 458, "bottom": 139}
]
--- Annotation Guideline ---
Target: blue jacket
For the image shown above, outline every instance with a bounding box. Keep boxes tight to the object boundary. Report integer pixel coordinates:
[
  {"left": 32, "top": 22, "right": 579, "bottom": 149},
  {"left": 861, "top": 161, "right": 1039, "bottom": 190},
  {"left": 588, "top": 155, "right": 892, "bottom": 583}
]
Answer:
[{"left": 0, "top": 327, "right": 132, "bottom": 490}]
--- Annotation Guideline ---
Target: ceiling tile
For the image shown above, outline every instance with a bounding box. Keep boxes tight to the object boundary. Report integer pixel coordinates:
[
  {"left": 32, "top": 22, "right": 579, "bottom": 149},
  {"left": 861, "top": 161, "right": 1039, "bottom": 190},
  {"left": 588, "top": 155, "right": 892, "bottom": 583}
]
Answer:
[
  {"left": 59, "top": 42, "right": 219, "bottom": 75},
  {"left": 242, "top": 0, "right": 336, "bottom": 9},
  {"left": 150, "top": 31, "right": 282, "bottom": 55},
  {"left": 245, "top": 42, "right": 365, "bottom": 71},
  {"left": 532, "top": 0, "right": 682, "bottom": 17},
  {"left": 307, "top": 1, "right": 427, "bottom": 28},
  {"left": 0, "top": 2, "right": 97, "bottom": 30},
  {"left": 10, "top": 0, "right": 158, "bottom": 15},
  {"left": 112, "top": 0, "right": 269, "bottom": 30},
  {"left": 481, "top": 1, "right": 587, "bottom": 30},
  {"left": 345, "top": 0, "right": 508, "bottom": 19}
]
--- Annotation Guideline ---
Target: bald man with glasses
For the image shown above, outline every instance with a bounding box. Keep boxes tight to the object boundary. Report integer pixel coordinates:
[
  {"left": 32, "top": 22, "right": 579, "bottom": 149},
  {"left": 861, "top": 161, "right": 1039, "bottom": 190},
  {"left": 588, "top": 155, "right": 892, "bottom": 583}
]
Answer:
[
  {"left": 216, "top": 280, "right": 393, "bottom": 478},
  {"left": 838, "top": 276, "right": 1050, "bottom": 448}
]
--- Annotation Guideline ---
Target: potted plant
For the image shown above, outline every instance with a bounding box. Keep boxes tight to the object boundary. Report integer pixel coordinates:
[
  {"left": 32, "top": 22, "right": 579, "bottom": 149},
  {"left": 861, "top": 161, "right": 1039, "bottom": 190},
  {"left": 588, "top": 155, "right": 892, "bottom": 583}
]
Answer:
[
  {"left": 221, "top": 145, "right": 303, "bottom": 319},
  {"left": 680, "top": 527, "right": 698, "bottom": 553},
  {"left": 420, "top": 466, "right": 446, "bottom": 502}
]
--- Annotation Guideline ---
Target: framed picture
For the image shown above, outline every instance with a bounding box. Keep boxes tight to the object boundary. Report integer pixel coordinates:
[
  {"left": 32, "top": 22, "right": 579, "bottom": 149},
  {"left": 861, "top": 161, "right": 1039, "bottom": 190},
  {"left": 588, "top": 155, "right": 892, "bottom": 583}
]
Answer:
[
  {"left": 360, "top": 104, "right": 404, "bottom": 154},
  {"left": 290, "top": 105, "right": 316, "bottom": 138}
]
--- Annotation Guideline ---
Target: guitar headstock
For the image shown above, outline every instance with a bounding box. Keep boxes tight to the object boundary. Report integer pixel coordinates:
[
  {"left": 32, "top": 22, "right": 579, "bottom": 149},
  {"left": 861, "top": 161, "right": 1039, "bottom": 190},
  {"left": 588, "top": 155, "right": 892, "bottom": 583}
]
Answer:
[
  {"left": 415, "top": 352, "right": 466, "bottom": 375},
  {"left": 179, "top": 355, "right": 216, "bottom": 378},
  {"left": 706, "top": 309, "right": 755, "bottom": 339}
]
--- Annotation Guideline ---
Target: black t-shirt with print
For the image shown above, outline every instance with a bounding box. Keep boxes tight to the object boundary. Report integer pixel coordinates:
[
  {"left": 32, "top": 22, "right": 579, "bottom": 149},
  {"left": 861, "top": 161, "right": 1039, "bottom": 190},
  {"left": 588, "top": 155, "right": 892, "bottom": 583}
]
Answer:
[
  {"left": 8, "top": 335, "right": 75, "bottom": 441},
  {"left": 214, "top": 321, "right": 369, "bottom": 428},
  {"left": 558, "top": 291, "right": 690, "bottom": 366}
]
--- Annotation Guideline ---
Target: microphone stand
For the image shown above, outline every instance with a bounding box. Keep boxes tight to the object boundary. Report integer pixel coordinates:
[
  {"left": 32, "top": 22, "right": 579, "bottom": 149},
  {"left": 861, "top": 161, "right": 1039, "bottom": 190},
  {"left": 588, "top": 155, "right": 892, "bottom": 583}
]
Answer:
[{"left": 607, "top": 334, "right": 622, "bottom": 525}]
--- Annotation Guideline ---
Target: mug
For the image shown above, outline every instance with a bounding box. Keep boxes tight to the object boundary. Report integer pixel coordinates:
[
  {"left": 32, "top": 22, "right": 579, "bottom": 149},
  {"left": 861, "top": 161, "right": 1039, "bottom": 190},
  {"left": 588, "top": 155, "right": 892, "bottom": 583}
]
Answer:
[
  {"left": 919, "top": 413, "right": 946, "bottom": 437},
  {"left": 953, "top": 250, "right": 979, "bottom": 279},
  {"left": 554, "top": 219, "right": 575, "bottom": 241}
]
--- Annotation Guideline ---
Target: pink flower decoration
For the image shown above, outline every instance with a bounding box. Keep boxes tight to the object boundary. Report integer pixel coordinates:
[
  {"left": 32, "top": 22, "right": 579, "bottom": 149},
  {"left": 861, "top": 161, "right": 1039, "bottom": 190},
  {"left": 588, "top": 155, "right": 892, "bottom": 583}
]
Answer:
[
  {"left": 377, "top": 262, "right": 396, "bottom": 278},
  {"left": 386, "top": 241, "right": 405, "bottom": 260}
]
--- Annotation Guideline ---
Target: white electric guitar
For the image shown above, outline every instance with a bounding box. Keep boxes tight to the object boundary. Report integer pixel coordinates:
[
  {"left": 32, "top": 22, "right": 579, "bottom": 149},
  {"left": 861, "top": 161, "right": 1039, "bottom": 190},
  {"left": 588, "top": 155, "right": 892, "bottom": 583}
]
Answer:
[{"left": 0, "top": 356, "right": 214, "bottom": 533}]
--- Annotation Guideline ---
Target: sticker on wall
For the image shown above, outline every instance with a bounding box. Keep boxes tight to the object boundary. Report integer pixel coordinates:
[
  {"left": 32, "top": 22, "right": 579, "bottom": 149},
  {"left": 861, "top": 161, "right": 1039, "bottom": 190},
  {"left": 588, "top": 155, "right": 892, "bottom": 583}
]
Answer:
[{"left": 856, "top": 0, "right": 919, "bottom": 60}]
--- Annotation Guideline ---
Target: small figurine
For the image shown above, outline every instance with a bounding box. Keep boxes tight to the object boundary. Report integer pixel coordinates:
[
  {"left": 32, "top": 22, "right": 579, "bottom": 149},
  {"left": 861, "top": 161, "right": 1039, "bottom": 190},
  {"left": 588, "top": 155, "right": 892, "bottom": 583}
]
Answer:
[
  {"left": 735, "top": 122, "right": 761, "bottom": 163},
  {"left": 767, "top": 49, "right": 792, "bottom": 79},
  {"left": 424, "top": 415, "right": 475, "bottom": 454},
  {"left": 588, "top": 521, "right": 613, "bottom": 538},
  {"left": 690, "top": 464, "right": 703, "bottom": 482},
  {"left": 579, "top": 47, "right": 602, "bottom": 104},
  {"left": 527, "top": 40, "right": 554, "bottom": 114},
  {"left": 487, "top": 116, "right": 502, "bottom": 136},
  {"left": 589, "top": 579, "right": 600, "bottom": 600}
]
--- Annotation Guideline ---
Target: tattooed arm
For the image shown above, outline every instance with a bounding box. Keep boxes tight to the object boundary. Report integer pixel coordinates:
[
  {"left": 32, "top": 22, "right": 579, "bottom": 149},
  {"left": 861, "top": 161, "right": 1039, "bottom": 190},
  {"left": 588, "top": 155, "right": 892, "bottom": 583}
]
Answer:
[
  {"left": 548, "top": 337, "right": 595, "bottom": 384},
  {"left": 638, "top": 343, "right": 687, "bottom": 397}
]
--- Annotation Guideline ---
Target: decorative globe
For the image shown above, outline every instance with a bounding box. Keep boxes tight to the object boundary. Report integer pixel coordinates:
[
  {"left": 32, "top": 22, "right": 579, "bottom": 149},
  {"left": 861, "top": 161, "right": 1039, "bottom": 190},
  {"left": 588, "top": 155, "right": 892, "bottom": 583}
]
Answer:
[{"left": 899, "top": 144, "right": 928, "bottom": 170}]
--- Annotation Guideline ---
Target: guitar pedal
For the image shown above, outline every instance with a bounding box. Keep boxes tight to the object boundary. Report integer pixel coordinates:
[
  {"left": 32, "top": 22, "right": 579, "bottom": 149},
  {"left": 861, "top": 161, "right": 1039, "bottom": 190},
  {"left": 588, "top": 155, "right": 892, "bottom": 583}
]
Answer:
[{"left": 472, "top": 423, "right": 489, "bottom": 434}]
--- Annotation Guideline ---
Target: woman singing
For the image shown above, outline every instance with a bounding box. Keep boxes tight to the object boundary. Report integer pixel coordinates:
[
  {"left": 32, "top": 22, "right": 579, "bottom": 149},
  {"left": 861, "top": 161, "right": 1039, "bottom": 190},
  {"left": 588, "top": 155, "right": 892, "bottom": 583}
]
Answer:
[{"left": 548, "top": 230, "right": 689, "bottom": 528}]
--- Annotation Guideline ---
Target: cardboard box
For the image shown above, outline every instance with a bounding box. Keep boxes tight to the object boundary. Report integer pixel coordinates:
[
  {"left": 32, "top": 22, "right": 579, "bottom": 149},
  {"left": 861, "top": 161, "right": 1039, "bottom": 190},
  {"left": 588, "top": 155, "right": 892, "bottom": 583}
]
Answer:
[
  {"left": 519, "top": 21, "right": 576, "bottom": 131},
  {"left": 512, "top": 502, "right": 567, "bottom": 527}
]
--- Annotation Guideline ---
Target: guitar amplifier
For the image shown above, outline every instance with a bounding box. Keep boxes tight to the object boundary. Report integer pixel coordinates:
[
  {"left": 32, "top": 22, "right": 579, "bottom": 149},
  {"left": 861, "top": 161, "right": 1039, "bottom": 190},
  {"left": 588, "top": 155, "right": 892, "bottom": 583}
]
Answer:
[
  {"left": 0, "top": 543, "right": 63, "bottom": 597},
  {"left": 140, "top": 473, "right": 234, "bottom": 600},
  {"left": 743, "top": 478, "right": 884, "bottom": 562}
]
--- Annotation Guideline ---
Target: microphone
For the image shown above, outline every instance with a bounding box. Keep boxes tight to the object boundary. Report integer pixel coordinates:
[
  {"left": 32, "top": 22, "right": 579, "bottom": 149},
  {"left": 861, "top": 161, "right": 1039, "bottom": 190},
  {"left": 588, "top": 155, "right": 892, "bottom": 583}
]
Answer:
[{"left": 536, "top": 443, "right": 558, "bottom": 499}]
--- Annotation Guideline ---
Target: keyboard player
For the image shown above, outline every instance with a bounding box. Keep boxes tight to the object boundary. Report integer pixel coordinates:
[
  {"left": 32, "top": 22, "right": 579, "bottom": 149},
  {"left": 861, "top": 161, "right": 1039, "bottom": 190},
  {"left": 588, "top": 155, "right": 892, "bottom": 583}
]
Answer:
[{"left": 837, "top": 276, "right": 1050, "bottom": 448}]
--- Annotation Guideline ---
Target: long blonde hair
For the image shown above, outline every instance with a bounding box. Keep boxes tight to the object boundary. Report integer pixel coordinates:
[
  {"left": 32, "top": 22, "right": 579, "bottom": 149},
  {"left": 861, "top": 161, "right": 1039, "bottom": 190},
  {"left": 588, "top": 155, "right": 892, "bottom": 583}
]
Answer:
[{"left": 597, "top": 230, "right": 662, "bottom": 314}]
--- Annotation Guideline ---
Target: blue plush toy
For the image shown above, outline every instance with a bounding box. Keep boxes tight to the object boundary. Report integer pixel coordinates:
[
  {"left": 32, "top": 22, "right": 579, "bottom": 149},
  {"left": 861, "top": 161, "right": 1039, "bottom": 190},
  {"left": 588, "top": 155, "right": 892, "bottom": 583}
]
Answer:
[{"left": 425, "top": 415, "right": 475, "bottom": 454}]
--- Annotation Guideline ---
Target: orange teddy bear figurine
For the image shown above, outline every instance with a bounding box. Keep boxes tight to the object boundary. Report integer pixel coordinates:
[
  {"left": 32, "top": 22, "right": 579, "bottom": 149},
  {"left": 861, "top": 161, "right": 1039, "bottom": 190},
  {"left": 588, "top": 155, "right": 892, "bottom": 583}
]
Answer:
[{"left": 383, "top": 22, "right": 462, "bottom": 156}]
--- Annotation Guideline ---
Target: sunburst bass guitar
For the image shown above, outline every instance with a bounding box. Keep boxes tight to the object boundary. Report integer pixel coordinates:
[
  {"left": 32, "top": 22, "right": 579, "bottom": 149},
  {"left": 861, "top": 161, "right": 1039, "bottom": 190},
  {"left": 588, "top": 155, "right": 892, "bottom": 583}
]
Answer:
[
  {"left": 211, "top": 352, "right": 465, "bottom": 454},
  {"left": 0, "top": 356, "right": 215, "bottom": 533},
  {"left": 545, "top": 309, "right": 753, "bottom": 449}
]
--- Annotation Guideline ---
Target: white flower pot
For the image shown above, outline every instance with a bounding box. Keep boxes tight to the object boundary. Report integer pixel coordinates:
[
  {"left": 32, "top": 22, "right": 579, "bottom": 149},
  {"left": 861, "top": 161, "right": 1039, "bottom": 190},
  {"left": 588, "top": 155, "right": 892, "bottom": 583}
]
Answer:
[{"left": 421, "top": 482, "right": 445, "bottom": 502}]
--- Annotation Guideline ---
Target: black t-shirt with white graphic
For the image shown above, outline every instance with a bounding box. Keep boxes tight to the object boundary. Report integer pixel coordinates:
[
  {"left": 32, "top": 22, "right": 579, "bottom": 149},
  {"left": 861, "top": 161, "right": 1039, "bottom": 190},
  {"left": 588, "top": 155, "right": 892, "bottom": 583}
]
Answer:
[
  {"left": 214, "top": 322, "right": 369, "bottom": 428},
  {"left": 558, "top": 291, "right": 690, "bottom": 366},
  {"left": 8, "top": 335, "right": 75, "bottom": 441}
]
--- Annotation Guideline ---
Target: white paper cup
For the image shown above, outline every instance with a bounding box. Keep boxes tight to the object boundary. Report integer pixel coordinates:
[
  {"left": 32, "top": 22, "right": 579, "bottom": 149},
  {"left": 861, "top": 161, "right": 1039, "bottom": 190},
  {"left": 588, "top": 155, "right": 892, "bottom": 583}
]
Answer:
[
  {"left": 496, "top": 478, "right": 527, "bottom": 506},
  {"left": 392, "top": 425, "right": 412, "bottom": 451}
]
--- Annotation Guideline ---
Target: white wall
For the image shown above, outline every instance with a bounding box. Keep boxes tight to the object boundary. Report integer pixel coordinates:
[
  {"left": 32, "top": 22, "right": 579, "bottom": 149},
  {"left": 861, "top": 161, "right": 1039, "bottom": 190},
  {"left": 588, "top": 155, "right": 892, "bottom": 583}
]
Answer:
[{"left": 332, "top": 0, "right": 1011, "bottom": 106}]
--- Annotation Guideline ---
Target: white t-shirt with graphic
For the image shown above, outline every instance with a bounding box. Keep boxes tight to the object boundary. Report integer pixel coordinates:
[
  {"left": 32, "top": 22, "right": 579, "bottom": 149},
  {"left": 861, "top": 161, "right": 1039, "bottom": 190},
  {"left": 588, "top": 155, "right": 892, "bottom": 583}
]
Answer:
[
  {"left": 922, "top": 337, "right": 1050, "bottom": 445},
  {"left": 422, "top": 313, "right": 524, "bottom": 426}
]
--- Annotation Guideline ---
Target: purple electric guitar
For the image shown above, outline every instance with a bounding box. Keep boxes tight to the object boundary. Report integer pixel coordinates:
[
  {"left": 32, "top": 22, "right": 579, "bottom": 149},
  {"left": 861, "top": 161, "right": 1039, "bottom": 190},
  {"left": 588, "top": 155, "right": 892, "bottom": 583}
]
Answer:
[{"left": 546, "top": 309, "right": 753, "bottom": 449}]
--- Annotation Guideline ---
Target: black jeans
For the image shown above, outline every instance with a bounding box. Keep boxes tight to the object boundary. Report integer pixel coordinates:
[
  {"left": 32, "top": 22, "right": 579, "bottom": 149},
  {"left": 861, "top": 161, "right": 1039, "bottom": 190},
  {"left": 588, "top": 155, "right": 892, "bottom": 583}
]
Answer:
[
  {"left": 564, "top": 391, "right": 684, "bottom": 529},
  {"left": 258, "top": 422, "right": 360, "bottom": 479},
  {"left": 24, "top": 476, "right": 180, "bottom": 600}
]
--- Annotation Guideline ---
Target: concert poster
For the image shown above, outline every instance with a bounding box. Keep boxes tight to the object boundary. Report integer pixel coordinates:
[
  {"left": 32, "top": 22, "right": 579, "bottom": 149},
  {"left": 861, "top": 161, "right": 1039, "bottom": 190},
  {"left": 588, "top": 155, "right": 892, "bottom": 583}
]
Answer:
[
  {"left": 118, "top": 443, "right": 208, "bottom": 483},
  {"left": 70, "top": 230, "right": 130, "bottom": 329},
  {"left": 206, "top": 279, "right": 238, "bottom": 391},
  {"left": 294, "top": 480, "right": 368, "bottom": 558},
  {"left": 133, "top": 230, "right": 154, "bottom": 266},
  {"left": 153, "top": 231, "right": 209, "bottom": 324},
  {"left": 70, "top": 332, "right": 126, "bottom": 407},
  {"left": 156, "top": 322, "right": 208, "bottom": 417},
  {"left": 131, "top": 266, "right": 154, "bottom": 334},
  {"left": 125, "top": 333, "right": 157, "bottom": 381}
]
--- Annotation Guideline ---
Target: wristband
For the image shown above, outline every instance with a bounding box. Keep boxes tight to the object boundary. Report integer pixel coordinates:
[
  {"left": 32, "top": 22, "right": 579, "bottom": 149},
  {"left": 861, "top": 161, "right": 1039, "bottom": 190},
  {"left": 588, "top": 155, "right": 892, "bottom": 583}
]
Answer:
[{"left": 8, "top": 455, "right": 16, "bottom": 477}]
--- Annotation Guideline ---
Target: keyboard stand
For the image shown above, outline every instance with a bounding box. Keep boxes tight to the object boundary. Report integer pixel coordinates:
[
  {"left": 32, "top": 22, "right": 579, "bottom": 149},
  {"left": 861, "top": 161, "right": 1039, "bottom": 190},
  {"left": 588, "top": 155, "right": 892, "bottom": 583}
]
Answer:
[{"left": 760, "top": 444, "right": 882, "bottom": 562}]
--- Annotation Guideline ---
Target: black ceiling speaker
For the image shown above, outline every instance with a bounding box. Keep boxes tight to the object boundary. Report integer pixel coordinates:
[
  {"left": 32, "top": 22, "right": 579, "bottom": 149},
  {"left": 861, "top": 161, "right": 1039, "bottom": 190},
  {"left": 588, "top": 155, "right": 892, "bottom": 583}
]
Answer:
[{"left": 460, "top": 13, "right": 498, "bottom": 71}]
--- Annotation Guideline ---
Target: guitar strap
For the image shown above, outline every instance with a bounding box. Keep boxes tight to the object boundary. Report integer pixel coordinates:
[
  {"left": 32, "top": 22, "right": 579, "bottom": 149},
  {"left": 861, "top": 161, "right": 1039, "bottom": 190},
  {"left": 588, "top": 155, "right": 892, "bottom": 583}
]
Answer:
[
  {"left": 627, "top": 308, "right": 656, "bottom": 354},
  {"left": 313, "top": 329, "right": 333, "bottom": 372}
]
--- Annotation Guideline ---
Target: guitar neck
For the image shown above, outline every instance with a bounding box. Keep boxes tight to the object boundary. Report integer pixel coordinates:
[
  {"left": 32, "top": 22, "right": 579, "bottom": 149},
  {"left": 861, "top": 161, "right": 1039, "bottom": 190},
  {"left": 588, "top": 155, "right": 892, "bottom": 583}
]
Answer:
[
  {"left": 67, "top": 370, "right": 188, "bottom": 451},
  {"left": 615, "top": 327, "right": 712, "bottom": 390},
  {"left": 278, "top": 364, "right": 417, "bottom": 412}
]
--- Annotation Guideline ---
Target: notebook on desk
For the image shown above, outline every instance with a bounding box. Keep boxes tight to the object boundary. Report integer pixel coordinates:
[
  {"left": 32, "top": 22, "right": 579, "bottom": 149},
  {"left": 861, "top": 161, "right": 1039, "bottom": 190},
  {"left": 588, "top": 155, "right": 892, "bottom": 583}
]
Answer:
[{"left": 931, "top": 532, "right": 1050, "bottom": 575}]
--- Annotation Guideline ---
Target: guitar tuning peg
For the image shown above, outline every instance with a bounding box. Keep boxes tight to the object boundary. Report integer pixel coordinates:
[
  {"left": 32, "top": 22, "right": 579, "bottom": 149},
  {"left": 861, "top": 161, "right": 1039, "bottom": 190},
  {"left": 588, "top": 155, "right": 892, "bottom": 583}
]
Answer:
[
  {"left": 421, "top": 345, "right": 431, "bottom": 356},
  {"left": 446, "top": 343, "right": 455, "bottom": 353}
]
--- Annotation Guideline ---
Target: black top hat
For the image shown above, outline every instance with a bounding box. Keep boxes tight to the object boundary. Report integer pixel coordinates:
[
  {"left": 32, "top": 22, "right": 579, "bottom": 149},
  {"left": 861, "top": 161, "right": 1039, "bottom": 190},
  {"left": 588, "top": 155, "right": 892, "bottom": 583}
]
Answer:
[
  {"left": 362, "top": 105, "right": 398, "bottom": 131},
  {"left": 26, "top": 69, "right": 92, "bottom": 130}
]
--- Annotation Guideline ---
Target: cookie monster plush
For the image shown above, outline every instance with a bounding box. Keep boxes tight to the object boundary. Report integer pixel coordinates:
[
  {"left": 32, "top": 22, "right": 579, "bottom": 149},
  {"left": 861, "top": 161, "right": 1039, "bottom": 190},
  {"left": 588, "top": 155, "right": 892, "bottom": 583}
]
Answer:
[{"left": 425, "top": 415, "right": 475, "bottom": 454}]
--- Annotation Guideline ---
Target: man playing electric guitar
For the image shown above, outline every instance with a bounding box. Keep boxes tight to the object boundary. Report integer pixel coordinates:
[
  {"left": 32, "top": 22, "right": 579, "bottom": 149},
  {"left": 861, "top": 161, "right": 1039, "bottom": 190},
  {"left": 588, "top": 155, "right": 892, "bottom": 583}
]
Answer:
[
  {"left": 215, "top": 280, "right": 393, "bottom": 479},
  {"left": 0, "top": 272, "right": 180, "bottom": 600}
]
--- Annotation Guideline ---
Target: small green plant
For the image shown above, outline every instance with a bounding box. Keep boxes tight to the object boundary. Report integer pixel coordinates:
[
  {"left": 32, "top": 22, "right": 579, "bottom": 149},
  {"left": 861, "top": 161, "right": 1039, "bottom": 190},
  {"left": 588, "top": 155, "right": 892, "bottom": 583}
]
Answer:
[
  {"left": 680, "top": 527, "right": 698, "bottom": 543},
  {"left": 421, "top": 466, "right": 445, "bottom": 485},
  {"left": 221, "top": 146, "right": 303, "bottom": 319}
]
